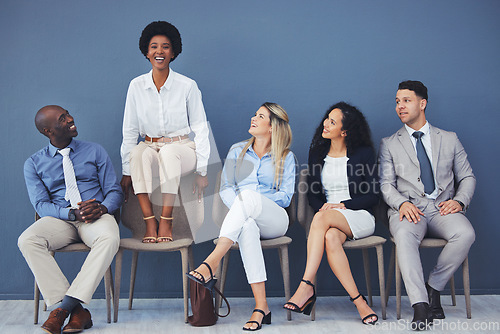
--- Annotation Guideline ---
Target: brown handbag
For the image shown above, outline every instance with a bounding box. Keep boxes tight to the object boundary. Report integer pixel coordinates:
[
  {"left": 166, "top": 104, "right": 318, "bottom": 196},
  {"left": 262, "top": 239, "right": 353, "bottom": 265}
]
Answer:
[{"left": 188, "top": 279, "right": 230, "bottom": 326}]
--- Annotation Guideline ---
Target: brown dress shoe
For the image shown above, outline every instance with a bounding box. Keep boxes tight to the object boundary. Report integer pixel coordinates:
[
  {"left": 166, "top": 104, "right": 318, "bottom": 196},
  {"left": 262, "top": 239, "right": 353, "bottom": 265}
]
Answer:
[
  {"left": 62, "top": 305, "right": 93, "bottom": 333},
  {"left": 41, "top": 308, "right": 70, "bottom": 334}
]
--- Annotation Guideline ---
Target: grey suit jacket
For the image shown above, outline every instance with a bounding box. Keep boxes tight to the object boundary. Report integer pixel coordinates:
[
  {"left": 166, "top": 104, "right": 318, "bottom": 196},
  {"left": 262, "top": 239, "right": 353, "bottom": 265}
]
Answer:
[{"left": 378, "top": 124, "right": 475, "bottom": 216}]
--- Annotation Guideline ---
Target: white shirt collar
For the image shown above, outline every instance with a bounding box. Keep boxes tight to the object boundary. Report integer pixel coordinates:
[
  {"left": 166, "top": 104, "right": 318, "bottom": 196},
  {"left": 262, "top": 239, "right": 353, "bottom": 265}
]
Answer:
[
  {"left": 405, "top": 121, "right": 430, "bottom": 138},
  {"left": 144, "top": 68, "right": 175, "bottom": 91}
]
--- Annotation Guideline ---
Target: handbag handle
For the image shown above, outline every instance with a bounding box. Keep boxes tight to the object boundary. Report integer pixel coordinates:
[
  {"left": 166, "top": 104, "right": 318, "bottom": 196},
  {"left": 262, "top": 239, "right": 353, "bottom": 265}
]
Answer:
[{"left": 212, "top": 286, "right": 231, "bottom": 318}]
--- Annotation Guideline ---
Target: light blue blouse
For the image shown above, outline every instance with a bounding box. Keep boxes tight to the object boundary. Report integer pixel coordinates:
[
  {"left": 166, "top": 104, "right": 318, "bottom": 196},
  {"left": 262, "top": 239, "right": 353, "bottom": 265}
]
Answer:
[{"left": 219, "top": 141, "right": 296, "bottom": 209}]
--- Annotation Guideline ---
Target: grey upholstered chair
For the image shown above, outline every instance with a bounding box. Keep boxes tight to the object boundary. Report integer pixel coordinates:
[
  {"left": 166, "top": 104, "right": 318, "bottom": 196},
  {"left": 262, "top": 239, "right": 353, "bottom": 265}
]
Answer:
[
  {"left": 212, "top": 171, "right": 296, "bottom": 321},
  {"left": 113, "top": 175, "right": 200, "bottom": 323},
  {"left": 33, "top": 215, "right": 114, "bottom": 324},
  {"left": 385, "top": 237, "right": 471, "bottom": 319},
  {"left": 296, "top": 168, "right": 387, "bottom": 320}
]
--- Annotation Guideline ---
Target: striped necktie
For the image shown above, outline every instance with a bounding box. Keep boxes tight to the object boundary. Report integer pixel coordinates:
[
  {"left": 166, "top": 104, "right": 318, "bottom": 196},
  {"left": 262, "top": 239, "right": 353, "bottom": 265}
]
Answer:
[
  {"left": 58, "top": 148, "right": 82, "bottom": 208},
  {"left": 412, "top": 131, "right": 435, "bottom": 194}
]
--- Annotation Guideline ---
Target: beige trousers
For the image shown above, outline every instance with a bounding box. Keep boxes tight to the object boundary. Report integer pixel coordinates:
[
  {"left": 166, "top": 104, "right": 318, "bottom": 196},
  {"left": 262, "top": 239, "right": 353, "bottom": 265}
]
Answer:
[
  {"left": 129, "top": 140, "right": 196, "bottom": 195},
  {"left": 18, "top": 213, "right": 120, "bottom": 306}
]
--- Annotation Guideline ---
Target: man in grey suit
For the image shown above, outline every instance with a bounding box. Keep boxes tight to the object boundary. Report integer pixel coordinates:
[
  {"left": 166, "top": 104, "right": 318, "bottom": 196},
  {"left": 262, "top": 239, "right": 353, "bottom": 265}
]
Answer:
[{"left": 379, "top": 80, "right": 475, "bottom": 330}]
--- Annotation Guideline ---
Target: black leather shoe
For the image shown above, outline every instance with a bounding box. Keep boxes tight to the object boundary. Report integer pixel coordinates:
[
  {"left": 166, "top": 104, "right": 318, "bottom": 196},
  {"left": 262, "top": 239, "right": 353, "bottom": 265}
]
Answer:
[
  {"left": 426, "top": 282, "right": 445, "bottom": 319},
  {"left": 411, "top": 302, "right": 433, "bottom": 331}
]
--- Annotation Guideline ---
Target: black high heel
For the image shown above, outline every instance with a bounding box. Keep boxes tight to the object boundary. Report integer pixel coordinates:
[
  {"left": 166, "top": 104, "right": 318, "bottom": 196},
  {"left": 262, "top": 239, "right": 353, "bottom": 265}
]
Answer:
[
  {"left": 350, "top": 293, "right": 378, "bottom": 325},
  {"left": 186, "top": 262, "right": 217, "bottom": 290},
  {"left": 283, "top": 279, "right": 316, "bottom": 316},
  {"left": 242, "top": 309, "right": 271, "bottom": 331}
]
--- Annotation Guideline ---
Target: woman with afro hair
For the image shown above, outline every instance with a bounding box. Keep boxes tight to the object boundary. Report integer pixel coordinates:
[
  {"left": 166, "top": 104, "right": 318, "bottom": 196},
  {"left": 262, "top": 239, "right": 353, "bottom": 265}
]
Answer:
[
  {"left": 283, "top": 102, "right": 380, "bottom": 325},
  {"left": 120, "top": 21, "right": 210, "bottom": 243}
]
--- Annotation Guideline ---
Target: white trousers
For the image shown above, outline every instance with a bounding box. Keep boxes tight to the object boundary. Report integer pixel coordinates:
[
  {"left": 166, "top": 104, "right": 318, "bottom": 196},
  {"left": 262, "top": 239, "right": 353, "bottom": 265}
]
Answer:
[
  {"left": 18, "top": 214, "right": 120, "bottom": 306},
  {"left": 219, "top": 189, "right": 289, "bottom": 284},
  {"left": 129, "top": 139, "right": 196, "bottom": 194}
]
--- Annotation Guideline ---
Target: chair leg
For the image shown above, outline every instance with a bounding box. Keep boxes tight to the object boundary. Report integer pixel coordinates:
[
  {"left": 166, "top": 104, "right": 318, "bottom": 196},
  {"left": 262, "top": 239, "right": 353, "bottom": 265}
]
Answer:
[
  {"left": 129, "top": 251, "right": 139, "bottom": 310},
  {"left": 214, "top": 249, "right": 231, "bottom": 316},
  {"left": 104, "top": 266, "right": 113, "bottom": 323},
  {"left": 214, "top": 254, "right": 224, "bottom": 315},
  {"left": 113, "top": 248, "right": 124, "bottom": 323},
  {"left": 34, "top": 280, "right": 40, "bottom": 324},
  {"left": 278, "top": 245, "right": 292, "bottom": 321},
  {"left": 463, "top": 256, "right": 471, "bottom": 319},
  {"left": 362, "top": 248, "right": 373, "bottom": 306},
  {"left": 219, "top": 250, "right": 231, "bottom": 298},
  {"left": 450, "top": 274, "right": 456, "bottom": 306},
  {"left": 376, "top": 245, "right": 387, "bottom": 320},
  {"left": 395, "top": 246, "right": 402, "bottom": 320},
  {"left": 385, "top": 244, "right": 395, "bottom": 307},
  {"left": 180, "top": 247, "right": 190, "bottom": 323},
  {"left": 188, "top": 246, "right": 194, "bottom": 272}
]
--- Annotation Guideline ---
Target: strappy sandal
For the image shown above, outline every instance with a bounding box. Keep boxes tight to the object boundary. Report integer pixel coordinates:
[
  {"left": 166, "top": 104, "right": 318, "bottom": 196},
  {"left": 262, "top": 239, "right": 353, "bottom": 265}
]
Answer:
[
  {"left": 142, "top": 216, "right": 157, "bottom": 243},
  {"left": 157, "top": 216, "right": 173, "bottom": 242},
  {"left": 242, "top": 309, "right": 271, "bottom": 331},
  {"left": 350, "top": 293, "right": 379, "bottom": 325},
  {"left": 186, "top": 262, "right": 217, "bottom": 290},
  {"left": 283, "top": 279, "right": 316, "bottom": 316}
]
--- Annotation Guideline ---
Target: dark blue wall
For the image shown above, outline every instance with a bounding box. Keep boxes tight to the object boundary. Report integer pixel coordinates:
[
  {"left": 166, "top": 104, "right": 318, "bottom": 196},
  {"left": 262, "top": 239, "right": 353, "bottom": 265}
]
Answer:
[{"left": 1, "top": 0, "right": 499, "bottom": 299}]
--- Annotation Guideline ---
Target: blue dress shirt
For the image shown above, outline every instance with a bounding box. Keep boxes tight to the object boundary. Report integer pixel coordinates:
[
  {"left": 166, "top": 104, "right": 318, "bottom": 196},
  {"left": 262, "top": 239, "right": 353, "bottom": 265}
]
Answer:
[
  {"left": 24, "top": 139, "right": 124, "bottom": 220},
  {"left": 219, "top": 141, "right": 296, "bottom": 209}
]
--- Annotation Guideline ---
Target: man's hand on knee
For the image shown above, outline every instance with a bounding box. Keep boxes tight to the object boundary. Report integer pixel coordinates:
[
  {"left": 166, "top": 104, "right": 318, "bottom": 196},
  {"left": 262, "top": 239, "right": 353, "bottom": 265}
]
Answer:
[
  {"left": 399, "top": 201, "right": 424, "bottom": 223},
  {"left": 438, "top": 200, "right": 462, "bottom": 216}
]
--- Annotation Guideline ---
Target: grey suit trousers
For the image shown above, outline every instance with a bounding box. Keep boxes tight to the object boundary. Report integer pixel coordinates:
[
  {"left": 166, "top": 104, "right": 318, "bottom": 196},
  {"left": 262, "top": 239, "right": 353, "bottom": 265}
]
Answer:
[
  {"left": 18, "top": 213, "right": 120, "bottom": 306},
  {"left": 389, "top": 198, "right": 475, "bottom": 305}
]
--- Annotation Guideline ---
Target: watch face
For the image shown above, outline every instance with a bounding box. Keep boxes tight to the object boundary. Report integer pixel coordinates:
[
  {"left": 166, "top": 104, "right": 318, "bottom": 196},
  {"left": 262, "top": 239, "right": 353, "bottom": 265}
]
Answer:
[{"left": 69, "top": 210, "right": 76, "bottom": 221}]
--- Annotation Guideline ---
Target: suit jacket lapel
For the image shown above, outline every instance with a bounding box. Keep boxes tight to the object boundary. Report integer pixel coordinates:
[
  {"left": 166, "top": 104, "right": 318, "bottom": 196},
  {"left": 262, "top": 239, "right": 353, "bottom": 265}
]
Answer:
[
  {"left": 397, "top": 127, "right": 419, "bottom": 167},
  {"left": 429, "top": 125, "right": 441, "bottom": 173}
]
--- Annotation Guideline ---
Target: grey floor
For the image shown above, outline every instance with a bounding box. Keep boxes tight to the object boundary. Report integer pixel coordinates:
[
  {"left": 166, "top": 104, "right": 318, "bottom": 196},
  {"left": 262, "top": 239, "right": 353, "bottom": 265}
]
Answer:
[{"left": 1, "top": 295, "right": 499, "bottom": 333}]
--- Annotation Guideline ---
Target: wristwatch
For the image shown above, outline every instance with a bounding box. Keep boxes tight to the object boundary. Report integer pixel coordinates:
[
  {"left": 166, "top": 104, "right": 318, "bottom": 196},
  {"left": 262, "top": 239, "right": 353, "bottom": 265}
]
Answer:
[
  {"left": 68, "top": 209, "right": 76, "bottom": 221},
  {"left": 455, "top": 200, "right": 465, "bottom": 210}
]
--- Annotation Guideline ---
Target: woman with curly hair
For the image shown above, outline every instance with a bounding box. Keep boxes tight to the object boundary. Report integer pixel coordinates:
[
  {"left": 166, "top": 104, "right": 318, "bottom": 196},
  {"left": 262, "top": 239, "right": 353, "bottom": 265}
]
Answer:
[
  {"left": 188, "top": 103, "right": 295, "bottom": 331},
  {"left": 120, "top": 21, "right": 210, "bottom": 243},
  {"left": 283, "top": 102, "right": 379, "bottom": 325}
]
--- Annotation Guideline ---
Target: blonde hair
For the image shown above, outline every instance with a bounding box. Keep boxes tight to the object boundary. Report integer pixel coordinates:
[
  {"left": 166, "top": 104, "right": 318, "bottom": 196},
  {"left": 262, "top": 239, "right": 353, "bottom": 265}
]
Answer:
[{"left": 238, "top": 102, "right": 292, "bottom": 189}]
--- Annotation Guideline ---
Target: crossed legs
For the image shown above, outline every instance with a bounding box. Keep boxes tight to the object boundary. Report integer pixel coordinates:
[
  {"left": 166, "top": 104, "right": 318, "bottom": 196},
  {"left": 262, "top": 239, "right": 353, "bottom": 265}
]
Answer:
[
  {"left": 189, "top": 190, "right": 287, "bottom": 330},
  {"left": 285, "top": 209, "right": 377, "bottom": 323}
]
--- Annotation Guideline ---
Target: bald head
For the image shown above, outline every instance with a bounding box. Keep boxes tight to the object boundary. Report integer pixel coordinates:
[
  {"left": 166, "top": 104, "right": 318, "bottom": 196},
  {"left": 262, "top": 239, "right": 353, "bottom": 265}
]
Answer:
[{"left": 35, "top": 105, "right": 64, "bottom": 136}]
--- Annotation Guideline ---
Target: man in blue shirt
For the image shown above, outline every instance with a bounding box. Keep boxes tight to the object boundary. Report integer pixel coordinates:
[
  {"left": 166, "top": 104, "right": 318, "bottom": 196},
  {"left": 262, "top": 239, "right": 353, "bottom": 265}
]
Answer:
[{"left": 18, "top": 105, "right": 123, "bottom": 334}]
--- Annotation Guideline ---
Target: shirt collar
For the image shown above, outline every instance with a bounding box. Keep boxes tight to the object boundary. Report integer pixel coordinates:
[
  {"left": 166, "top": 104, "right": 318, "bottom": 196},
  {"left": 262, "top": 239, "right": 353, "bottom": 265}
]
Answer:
[
  {"left": 48, "top": 139, "right": 76, "bottom": 157},
  {"left": 405, "top": 121, "right": 430, "bottom": 138},
  {"left": 247, "top": 143, "right": 271, "bottom": 158},
  {"left": 144, "top": 68, "right": 175, "bottom": 91}
]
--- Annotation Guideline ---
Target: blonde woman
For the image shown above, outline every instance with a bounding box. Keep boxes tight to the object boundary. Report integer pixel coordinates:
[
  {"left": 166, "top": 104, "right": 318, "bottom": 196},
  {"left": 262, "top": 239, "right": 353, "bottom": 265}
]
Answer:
[{"left": 187, "top": 103, "right": 295, "bottom": 331}]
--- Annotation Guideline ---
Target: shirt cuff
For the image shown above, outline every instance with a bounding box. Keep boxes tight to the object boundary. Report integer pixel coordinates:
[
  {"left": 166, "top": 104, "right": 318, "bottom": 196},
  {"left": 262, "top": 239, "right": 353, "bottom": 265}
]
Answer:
[{"left": 62, "top": 207, "right": 72, "bottom": 221}]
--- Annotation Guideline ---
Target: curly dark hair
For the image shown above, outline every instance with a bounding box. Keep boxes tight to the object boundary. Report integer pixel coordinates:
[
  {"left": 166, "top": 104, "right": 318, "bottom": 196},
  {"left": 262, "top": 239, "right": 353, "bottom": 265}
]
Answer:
[
  {"left": 139, "top": 21, "right": 182, "bottom": 62},
  {"left": 310, "top": 102, "right": 373, "bottom": 157}
]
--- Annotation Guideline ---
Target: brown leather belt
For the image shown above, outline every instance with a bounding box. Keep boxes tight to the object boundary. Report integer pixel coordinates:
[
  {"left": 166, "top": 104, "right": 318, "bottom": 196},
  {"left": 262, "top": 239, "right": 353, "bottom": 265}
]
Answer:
[{"left": 145, "top": 135, "right": 189, "bottom": 143}]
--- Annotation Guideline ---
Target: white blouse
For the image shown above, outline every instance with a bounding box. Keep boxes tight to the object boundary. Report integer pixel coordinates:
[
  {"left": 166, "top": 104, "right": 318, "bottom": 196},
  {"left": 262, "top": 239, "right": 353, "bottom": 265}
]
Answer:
[
  {"left": 120, "top": 69, "right": 210, "bottom": 175},
  {"left": 321, "top": 155, "right": 351, "bottom": 204}
]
